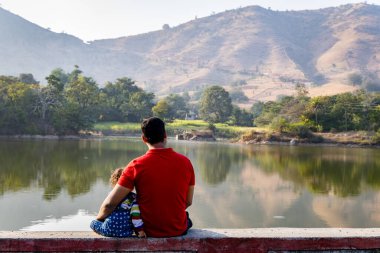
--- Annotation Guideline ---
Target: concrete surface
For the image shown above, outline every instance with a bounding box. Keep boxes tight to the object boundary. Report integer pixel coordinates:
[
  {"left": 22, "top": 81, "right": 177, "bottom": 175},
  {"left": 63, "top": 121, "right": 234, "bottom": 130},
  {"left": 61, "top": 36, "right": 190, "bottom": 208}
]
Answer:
[{"left": 1, "top": 228, "right": 380, "bottom": 252}]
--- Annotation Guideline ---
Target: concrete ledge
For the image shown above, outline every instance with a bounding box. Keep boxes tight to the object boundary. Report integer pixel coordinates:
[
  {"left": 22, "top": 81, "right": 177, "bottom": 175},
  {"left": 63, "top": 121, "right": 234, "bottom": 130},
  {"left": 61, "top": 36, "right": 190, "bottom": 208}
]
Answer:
[{"left": 1, "top": 228, "right": 380, "bottom": 252}]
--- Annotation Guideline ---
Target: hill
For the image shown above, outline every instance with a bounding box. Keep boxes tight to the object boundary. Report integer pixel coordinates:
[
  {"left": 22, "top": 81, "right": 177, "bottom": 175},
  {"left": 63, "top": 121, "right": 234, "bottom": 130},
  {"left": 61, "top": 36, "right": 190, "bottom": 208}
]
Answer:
[{"left": 0, "top": 3, "right": 379, "bottom": 102}]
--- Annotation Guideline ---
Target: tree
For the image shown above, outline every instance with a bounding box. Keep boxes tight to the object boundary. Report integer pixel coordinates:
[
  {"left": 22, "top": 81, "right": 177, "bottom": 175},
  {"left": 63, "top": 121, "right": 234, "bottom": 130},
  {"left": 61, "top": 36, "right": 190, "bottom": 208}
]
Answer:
[
  {"left": 100, "top": 78, "right": 153, "bottom": 122},
  {"left": 254, "top": 101, "right": 281, "bottom": 127},
  {"left": 165, "top": 94, "right": 188, "bottom": 119},
  {"left": 251, "top": 101, "right": 264, "bottom": 118},
  {"left": 122, "top": 91, "right": 155, "bottom": 122},
  {"left": 68, "top": 65, "right": 82, "bottom": 84},
  {"left": 152, "top": 99, "right": 171, "bottom": 120},
  {"left": 152, "top": 94, "right": 189, "bottom": 120},
  {"left": 295, "top": 83, "right": 309, "bottom": 98},
  {"left": 182, "top": 92, "right": 191, "bottom": 102},
  {"left": 19, "top": 73, "right": 39, "bottom": 84},
  {"left": 230, "top": 106, "right": 253, "bottom": 126},
  {"left": 46, "top": 68, "right": 68, "bottom": 92},
  {"left": 34, "top": 85, "right": 62, "bottom": 134},
  {"left": 199, "top": 86, "right": 232, "bottom": 123},
  {"left": 230, "top": 90, "right": 249, "bottom": 103},
  {"left": 0, "top": 80, "right": 38, "bottom": 134},
  {"left": 63, "top": 72, "right": 100, "bottom": 132}
]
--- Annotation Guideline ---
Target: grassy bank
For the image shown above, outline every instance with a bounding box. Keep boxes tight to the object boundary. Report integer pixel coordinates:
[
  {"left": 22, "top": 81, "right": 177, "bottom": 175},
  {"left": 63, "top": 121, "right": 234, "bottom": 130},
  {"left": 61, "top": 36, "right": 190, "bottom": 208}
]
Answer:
[
  {"left": 93, "top": 121, "right": 380, "bottom": 146},
  {"left": 94, "top": 120, "right": 258, "bottom": 139},
  {"left": 240, "top": 129, "right": 380, "bottom": 146}
]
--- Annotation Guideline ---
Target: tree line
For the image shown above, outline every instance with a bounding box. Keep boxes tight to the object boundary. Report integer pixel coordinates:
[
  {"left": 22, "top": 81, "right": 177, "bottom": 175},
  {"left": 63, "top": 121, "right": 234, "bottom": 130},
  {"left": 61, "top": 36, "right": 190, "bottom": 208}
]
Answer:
[
  {"left": 252, "top": 84, "right": 380, "bottom": 135},
  {"left": 0, "top": 67, "right": 154, "bottom": 135},
  {"left": 1, "top": 67, "right": 379, "bottom": 135}
]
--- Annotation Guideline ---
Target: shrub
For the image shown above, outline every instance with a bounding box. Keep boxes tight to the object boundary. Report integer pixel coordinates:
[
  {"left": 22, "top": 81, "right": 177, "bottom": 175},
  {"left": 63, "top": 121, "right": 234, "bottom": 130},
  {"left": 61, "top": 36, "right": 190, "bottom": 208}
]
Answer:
[
  {"left": 270, "top": 117, "right": 289, "bottom": 133},
  {"left": 371, "top": 129, "right": 380, "bottom": 144},
  {"left": 287, "top": 123, "right": 313, "bottom": 138}
]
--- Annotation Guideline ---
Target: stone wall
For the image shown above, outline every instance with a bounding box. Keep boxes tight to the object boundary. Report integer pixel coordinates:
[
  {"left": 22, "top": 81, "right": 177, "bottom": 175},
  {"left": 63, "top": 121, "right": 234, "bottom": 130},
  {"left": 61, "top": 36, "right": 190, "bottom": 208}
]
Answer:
[{"left": 1, "top": 228, "right": 380, "bottom": 252}]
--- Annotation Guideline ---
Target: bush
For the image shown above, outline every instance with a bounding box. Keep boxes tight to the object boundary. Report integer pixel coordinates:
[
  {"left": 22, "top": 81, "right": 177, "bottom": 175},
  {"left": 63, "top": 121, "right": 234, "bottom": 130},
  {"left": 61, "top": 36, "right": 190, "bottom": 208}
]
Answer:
[
  {"left": 270, "top": 117, "right": 289, "bottom": 133},
  {"left": 371, "top": 129, "right": 380, "bottom": 144},
  {"left": 207, "top": 123, "right": 216, "bottom": 134},
  {"left": 287, "top": 123, "right": 313, "bottom": 138}
]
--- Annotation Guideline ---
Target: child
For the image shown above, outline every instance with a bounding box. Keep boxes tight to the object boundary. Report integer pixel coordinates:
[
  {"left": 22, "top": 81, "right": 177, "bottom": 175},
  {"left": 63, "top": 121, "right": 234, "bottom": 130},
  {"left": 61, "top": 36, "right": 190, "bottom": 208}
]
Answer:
[{"left": 90, "top": 168, "right": 146, "bottom": 238}]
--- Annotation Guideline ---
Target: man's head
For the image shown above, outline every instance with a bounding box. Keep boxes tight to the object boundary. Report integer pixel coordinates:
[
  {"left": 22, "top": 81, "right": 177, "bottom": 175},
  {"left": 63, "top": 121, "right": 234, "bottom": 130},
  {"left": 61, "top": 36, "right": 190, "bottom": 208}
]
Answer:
[{"left": 141, "top": 117, "right": 166, "bottom": 145}]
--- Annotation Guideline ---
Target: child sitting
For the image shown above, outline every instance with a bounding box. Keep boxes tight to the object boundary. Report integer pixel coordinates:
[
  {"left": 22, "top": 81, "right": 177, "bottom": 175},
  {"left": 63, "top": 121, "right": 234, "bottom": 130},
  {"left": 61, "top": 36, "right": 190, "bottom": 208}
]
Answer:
[{"left": 90, "top": 168, "right": 146, "bottom": 238}]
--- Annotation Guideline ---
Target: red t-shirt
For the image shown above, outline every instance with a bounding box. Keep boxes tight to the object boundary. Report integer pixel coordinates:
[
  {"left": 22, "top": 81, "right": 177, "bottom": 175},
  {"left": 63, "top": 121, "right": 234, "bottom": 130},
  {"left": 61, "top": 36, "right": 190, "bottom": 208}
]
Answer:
[{"left": 118, "top": 148, "right": 195, "bottom": 237}]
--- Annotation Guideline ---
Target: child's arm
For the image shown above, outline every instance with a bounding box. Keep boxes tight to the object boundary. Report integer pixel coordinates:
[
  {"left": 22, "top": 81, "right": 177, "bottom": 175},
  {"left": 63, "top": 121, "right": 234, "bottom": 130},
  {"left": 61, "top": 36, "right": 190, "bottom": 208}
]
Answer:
[{"left": 130, "top": 202, "right": 146, "bottom": 238}]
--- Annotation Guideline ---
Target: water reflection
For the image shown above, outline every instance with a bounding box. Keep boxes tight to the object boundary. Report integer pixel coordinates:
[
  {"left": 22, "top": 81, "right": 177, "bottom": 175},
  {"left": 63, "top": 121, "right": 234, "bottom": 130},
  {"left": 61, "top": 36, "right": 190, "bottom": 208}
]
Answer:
[
  {"left": 249, "top": 146, "right": 380, "bottom": 197},
  {"left": 0, "top": 139, "right": 380, "bottom": 230},
  {"left": 0, "top": 138, "right": 146, "bottom": 199}
]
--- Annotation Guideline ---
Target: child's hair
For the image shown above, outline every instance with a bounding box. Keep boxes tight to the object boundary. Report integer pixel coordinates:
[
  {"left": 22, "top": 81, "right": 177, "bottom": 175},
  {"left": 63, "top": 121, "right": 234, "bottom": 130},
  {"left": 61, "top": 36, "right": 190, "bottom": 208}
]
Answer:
[{"left": 110, "top": 167, "right": 124, "bottom": 186}]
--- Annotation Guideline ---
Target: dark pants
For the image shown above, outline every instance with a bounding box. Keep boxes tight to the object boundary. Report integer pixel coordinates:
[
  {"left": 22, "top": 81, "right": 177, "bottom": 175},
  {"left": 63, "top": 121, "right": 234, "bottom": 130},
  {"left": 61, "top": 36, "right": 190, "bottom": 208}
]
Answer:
[{"left": 182, "top": 211, "right": 193, "bottom": 235}]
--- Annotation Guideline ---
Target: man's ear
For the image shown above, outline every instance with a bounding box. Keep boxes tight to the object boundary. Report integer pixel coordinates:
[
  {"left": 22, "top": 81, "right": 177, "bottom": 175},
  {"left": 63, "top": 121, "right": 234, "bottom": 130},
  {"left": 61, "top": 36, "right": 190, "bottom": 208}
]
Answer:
[
  {"left": 164, "top": 132, "right": 167, "bottom": 138},
  {"left": 142, "top": 135, "right": 148, "bottom": 143}
]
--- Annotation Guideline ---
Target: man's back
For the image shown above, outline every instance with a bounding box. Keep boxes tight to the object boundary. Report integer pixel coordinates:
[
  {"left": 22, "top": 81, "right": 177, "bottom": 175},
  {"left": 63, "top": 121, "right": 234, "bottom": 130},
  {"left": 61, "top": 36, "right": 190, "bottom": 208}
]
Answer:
[{"left": 119, "top": 148, "right": 195, "bottom": 237}]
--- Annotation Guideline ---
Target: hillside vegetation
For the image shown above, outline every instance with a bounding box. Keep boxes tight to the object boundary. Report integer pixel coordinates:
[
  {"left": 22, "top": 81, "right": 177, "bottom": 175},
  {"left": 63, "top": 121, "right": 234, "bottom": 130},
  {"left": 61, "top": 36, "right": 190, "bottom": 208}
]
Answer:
[{"left": 0, "top": 3, "right": 380, "bottom": 102}]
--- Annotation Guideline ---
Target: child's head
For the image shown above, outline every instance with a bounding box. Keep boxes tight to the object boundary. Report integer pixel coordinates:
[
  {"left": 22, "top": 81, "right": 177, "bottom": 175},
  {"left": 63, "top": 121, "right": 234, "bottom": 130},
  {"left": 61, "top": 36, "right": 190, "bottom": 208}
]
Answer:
[{"left": 110, "top": 167, "right": 123, "bottom": 187}]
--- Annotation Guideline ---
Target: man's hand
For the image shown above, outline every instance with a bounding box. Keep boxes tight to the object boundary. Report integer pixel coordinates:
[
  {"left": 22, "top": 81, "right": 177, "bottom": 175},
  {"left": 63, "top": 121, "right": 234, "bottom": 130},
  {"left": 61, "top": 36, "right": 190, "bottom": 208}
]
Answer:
[{"left": 96, "top": 184, "right": 131, "bottom": 221}]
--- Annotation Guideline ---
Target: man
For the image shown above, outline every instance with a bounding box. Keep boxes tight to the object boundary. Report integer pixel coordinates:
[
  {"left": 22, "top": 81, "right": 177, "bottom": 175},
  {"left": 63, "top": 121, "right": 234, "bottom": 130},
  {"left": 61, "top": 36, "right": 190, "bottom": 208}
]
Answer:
[{"left": 96, "top": 117, "right": 195, "bottom": 237}]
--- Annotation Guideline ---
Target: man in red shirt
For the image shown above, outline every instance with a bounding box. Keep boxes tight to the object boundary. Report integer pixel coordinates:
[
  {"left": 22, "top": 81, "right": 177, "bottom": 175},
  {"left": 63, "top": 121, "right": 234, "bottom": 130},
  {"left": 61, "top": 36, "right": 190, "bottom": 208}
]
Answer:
[{"left": 96, "top": 117, "right": 195, "bottom": 237}]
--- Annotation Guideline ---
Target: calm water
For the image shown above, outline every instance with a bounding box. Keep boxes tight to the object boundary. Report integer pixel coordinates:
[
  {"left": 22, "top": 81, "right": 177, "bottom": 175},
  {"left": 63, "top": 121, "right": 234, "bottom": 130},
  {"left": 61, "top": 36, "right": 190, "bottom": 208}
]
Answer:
[{"left": 0, "top": 138, "right": 380, "bottom": 231}]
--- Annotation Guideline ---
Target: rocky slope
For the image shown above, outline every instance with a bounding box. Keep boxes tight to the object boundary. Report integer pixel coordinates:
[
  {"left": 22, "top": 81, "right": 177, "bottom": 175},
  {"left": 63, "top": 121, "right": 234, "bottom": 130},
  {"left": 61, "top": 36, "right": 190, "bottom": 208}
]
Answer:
[{"left": 0, "top": 3, "right": 379, "bottom": 101}]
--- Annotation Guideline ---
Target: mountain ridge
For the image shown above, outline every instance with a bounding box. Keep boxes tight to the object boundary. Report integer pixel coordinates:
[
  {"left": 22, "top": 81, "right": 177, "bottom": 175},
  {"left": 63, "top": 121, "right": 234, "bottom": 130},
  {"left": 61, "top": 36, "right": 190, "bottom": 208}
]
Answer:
[{"left": 0, "top": 3, "right": 379, "bottom": 102}]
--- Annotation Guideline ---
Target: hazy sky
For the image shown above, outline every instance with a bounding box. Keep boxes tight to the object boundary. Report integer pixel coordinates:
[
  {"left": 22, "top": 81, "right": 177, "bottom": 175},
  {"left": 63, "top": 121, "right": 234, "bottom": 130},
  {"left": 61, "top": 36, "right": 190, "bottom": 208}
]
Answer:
[{"left": 0, "top": 0, "right": 379, "bottom": 41}]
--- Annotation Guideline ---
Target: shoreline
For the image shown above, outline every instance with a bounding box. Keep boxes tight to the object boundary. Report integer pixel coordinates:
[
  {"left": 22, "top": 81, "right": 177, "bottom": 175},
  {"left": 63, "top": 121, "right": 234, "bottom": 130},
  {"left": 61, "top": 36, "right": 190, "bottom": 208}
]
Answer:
[{"left": 1, "top": 133, "right": 379, "bottom": 149}]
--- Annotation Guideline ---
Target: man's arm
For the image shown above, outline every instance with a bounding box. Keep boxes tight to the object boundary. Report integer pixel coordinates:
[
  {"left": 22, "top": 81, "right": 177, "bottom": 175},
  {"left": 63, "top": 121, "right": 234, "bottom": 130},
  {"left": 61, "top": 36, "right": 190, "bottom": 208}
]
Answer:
[
  {"left": 186, "top": 185, "right": 194, "bottom": 208},
  {"left": 96, "top": 184, "right": 132, "bottom": 221}
]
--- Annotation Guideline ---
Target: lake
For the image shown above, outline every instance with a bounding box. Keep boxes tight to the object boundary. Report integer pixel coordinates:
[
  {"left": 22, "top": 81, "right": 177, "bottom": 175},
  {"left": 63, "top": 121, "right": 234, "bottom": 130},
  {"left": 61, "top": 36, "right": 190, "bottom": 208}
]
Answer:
[{"left": 0, "top": 138, "right": 379, "bottom": 231}]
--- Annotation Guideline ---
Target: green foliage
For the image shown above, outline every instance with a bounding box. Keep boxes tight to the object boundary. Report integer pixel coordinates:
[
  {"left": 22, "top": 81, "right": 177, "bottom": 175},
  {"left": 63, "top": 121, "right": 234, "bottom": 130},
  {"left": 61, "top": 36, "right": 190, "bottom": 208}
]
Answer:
[
  {"left": 252, "top": 147, "right": 380, "bottom": 197},
  {"left": 94, "top": 121, "right": 142, "bottom": 135},
  {"left": 152, "top": 99, "right": 171, "bottom": 120},
  {"left": 230, "top": 90, "right": 249, "bottom": 103},
  {"left": 229, "top": 106, "right": 253, "bottom": 126},
  {"left": 94, "top": 119, "right": 255, "bottom": 139},
  {"left": 199, "top": 86, "right": 232, "bottom": 123},
  {"left": 0, "top": 80, "right": 38, "bottom": 134},
  {"left": 207, "top": 123, "right": 216, "bottom": 134},
  {"left": 1, "top": 67, "right": 378, "bottom": 137},
  {"left": 45, "top": 68, "right": 68, "bottom": 92},
  {"left": 0, "top": 67, "right": 156, "bottom": 135},
  {"left": 99, "top": 78, "right": 154, "bottom": 122},
  {"left": 257, "top": 93, "right": 311, "bottom": 129},
  {"left": 253, "top": 90, "right": 380, "bottom": 134},
  {"left": 123, "top": 91, "right": 154, "bottom": 122},
  {"left": 270, "top": 116, "right": 289, "bottom": 133},
  {"left": 286, "top": 122, "right": 322, "bottom": 141},
  {"left": 371, "top": 129, "right": 380, "bottom": 144},
  {"left": 303, "top": 91, "right": 380, "bottom": 132},
  {"left": 19, "top": 73, "right": 39, "bottom": 84},
  {"left": 251, "top": 101, "right": 264, "bottom": 119},
  {"left": 165, "top": 94, "right": 189, "bottom": 119},
  {"left": 153, "top": 94, "right": 189, "bottom": 120}
]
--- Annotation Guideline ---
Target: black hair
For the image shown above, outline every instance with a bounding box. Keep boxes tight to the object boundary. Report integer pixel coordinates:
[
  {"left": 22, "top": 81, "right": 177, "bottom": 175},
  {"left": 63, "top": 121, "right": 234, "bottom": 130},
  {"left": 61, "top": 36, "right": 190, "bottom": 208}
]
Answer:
[{"left": 141, "top": 117, "right": 166, "bottom": 144}]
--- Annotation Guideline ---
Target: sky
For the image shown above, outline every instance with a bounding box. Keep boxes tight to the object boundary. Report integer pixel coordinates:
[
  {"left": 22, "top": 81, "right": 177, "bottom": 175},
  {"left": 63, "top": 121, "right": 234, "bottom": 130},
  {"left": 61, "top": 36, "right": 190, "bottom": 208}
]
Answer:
[{"left": 0, "top": 0, "right": 379, "bottom": 42}]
